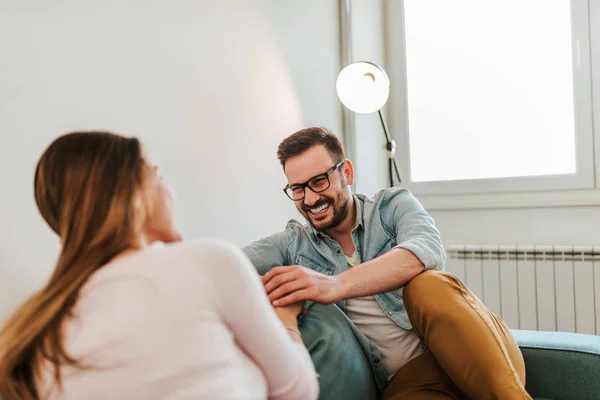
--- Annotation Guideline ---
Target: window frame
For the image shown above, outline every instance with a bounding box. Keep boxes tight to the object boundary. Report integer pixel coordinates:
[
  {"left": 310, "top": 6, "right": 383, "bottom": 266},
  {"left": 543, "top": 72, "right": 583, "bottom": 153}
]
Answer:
[{"left": 385, "top": 0, "right": 597, "bottom": 199}]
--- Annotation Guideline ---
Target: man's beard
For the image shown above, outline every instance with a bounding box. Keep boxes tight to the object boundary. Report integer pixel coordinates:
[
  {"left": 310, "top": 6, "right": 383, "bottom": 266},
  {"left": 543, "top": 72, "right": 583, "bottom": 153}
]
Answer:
[{"left": 300, "top": 191, "right": 351, "bottom": 232}]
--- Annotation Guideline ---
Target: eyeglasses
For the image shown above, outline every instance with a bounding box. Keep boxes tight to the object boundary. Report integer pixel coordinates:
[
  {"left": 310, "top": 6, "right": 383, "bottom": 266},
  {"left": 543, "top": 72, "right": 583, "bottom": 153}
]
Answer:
[{"left": 283, "top": 160, "right": 345, "bottom": 201}]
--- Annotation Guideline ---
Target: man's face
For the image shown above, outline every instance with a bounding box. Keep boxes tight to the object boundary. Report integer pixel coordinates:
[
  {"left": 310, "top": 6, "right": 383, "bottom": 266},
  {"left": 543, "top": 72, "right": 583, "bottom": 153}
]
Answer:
[{"left": 284, "top": 145, "right": 353, "bottom": 231}]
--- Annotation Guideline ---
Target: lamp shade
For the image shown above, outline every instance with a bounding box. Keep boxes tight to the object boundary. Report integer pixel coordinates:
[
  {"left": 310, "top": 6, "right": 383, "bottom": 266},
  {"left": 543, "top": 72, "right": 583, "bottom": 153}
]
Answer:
[{"left": 336, "top": 62, "right": 390, "bottom": 114}]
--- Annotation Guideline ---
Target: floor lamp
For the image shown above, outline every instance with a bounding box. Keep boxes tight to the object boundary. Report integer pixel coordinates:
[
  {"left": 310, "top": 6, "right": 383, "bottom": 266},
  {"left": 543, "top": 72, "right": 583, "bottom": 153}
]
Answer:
[{"left": 336, "top": 61, "right": 402, "bottom": 187}]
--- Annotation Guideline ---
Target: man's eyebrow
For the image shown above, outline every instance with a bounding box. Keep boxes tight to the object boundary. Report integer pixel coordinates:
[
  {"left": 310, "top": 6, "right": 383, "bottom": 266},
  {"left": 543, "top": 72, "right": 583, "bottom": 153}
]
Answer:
[{"left": 289, "top": 172, "right": 325, "bottom": 187}]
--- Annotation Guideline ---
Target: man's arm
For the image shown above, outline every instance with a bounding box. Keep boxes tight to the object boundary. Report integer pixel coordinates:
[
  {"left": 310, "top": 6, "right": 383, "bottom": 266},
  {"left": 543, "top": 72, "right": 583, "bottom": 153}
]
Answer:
[
  {"left": 264, "top": 189, "right": 445, "bottom": 306},
  {"left": 338, "top": 189, "right": 445, "bottom": 299},
  {"left": 336, "top": 248, "right": 424, "bottom": 300}
]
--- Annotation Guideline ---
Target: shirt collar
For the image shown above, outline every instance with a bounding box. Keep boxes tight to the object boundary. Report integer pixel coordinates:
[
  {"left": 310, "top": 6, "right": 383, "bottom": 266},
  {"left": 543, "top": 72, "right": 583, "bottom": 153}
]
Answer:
[{"left": 353, "top": 194, "right": 364, "bottom": 230}]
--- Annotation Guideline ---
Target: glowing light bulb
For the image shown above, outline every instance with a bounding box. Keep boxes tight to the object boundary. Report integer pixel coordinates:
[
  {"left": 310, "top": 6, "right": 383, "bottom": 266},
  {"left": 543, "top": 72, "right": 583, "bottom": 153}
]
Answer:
[{"left": 336, "top": 62, "right": 390, "bottom": 114}]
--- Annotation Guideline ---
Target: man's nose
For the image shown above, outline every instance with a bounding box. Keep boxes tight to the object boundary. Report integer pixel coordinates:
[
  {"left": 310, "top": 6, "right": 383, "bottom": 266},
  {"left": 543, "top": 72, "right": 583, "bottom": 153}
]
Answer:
[{"left": 303, "top": 187, "right": 320, "bottom": 206}]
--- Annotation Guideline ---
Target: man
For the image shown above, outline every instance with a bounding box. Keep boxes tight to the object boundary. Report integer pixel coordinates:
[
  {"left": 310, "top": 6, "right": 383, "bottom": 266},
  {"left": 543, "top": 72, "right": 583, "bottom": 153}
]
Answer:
[{"left": 243, "top": 127, "right": 530, "bottom": 399}]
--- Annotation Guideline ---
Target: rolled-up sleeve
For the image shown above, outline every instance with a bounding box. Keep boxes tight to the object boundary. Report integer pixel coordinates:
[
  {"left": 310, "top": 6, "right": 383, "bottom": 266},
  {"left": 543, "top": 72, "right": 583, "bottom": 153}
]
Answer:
[{"left": 382, "top": 189, "right": 446, "bottom": 271}]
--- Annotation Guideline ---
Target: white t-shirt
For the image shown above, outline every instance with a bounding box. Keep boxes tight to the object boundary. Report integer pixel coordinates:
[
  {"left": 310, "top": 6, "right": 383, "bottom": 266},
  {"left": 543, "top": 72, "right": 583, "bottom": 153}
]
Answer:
[
  {"left": 344, "top": 251, "right": 424, "bottom": 380},
  {"left": 39, "top": 240, "right": 318, "bottom": 400}
]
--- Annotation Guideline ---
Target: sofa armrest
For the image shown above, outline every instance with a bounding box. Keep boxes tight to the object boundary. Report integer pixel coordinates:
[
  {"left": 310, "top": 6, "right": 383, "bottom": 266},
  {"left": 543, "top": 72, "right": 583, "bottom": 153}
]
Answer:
[{"left": 512, "top": 329, "right": 600, "bottom": 400}]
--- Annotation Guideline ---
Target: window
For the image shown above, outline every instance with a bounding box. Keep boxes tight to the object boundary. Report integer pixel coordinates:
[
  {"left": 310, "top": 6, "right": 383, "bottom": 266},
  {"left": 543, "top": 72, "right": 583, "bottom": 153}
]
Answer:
[{"left": 395, "top": 0, "right": 595, "bottom": 195}]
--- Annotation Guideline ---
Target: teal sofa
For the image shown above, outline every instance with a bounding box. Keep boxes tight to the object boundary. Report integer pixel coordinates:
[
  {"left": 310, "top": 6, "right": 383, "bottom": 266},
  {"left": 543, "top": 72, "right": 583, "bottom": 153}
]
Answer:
[
  {"left": 299, "top": 304, "right": 600, "bottom": 400},
  {"left": 513, "top": 329, "right": 600, "bottom": 400}
]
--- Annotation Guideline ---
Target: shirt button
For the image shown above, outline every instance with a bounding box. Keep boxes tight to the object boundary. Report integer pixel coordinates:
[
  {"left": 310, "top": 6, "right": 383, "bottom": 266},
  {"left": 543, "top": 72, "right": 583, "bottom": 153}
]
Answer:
[
  {"left": 374, "top": 359, "right": 380, "bottom": 364},
  {"left": 388, "top": 311, "right": 393, "bottom": 315},
  {"left": 336, "top": 249, "right": 341, "bottom": 254}
]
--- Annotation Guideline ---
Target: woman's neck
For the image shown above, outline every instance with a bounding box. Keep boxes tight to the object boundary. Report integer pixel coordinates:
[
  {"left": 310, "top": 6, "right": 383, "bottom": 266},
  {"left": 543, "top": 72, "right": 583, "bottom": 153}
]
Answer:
[{"left": 109, "top": 235, "right": 152, "bottom": 263}]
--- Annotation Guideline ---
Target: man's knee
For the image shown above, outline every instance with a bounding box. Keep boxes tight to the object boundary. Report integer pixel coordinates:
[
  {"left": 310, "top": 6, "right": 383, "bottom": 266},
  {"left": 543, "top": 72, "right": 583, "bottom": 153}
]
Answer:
[
  {"left": 404, "top": 270, "right": 462, "bottom": 313},
  {"left": 298, "top": 303, "right": 366, "bottom": 363},
  {"left": 405, "top": 270, "right": 449, "bottom": 298}
]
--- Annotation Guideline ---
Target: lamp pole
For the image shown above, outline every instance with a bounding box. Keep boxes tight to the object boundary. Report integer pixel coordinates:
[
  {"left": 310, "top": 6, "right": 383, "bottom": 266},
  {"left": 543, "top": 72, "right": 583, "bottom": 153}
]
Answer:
[
  {"left": 336, "top": 61, "right": 402, "bottom": 188},
  {"left": 377, "top": 109, "right": 402, "bottom": 186}
]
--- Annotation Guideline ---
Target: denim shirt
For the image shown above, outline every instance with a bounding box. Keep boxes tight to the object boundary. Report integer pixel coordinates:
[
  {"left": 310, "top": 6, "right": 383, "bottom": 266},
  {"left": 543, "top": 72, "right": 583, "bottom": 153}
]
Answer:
[{"left": 242, "top": 187, "right": 446, "bottom": 390}]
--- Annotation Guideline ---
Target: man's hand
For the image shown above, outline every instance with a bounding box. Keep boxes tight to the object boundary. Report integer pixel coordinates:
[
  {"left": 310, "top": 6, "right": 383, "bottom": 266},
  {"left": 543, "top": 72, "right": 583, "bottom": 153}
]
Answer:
[{"left": 262, "top": 265, "right": 343, "bottom": 306}]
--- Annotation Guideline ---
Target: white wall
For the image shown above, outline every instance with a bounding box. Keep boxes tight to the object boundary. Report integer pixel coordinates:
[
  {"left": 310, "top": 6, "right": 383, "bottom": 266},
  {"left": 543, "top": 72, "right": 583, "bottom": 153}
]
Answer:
[
  {"left": 0, "top": 0, "right": 342, "bottom": 319},
  {"left": 430, "top": 207, "right": 600, "bottom": 246}
]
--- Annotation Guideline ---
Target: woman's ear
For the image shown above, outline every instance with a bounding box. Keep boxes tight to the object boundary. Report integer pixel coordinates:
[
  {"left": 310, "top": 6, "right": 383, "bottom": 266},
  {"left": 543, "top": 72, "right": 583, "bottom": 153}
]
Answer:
[{"left": 343, "top": 159, "right": 354, "bottom": 186}]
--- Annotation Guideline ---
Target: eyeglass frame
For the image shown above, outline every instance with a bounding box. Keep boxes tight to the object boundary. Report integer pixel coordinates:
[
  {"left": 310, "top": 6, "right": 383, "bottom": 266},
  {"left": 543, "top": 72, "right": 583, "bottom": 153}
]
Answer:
[{"left": 283, "top": 160, "right": 346, "bottom": 201}]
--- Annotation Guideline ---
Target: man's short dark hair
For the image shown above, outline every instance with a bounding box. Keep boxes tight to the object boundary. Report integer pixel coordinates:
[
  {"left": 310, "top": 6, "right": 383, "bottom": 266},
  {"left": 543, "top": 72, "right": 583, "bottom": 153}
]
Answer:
[{"left": 277, "top": 127, "right": 346, "bottom": 169}]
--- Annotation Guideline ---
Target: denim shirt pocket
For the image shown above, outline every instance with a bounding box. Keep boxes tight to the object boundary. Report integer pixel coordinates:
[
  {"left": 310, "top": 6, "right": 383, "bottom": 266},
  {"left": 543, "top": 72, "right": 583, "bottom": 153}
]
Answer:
[
  {"left": 295, "top": 253, "right": 334, "bottom": 275},
  {"left": 391, "top": 286, "right": 404, "bottom": 300}
]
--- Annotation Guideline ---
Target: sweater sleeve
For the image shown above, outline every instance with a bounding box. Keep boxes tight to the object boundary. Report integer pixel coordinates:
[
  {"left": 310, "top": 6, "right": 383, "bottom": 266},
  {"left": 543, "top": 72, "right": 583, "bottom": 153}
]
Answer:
[{"left": 202, "top": 241, "right": 319, "bottom": 400}]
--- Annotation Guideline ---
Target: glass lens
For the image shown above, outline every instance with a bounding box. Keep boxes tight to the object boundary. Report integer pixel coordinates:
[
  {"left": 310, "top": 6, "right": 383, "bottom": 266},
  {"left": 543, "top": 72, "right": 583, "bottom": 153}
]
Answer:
[
  {"left": 308, "top": 176, "right": 330, "bottom": 192},
  {"left": 286, "top": 186, "right": 305, "bottom": 200}
]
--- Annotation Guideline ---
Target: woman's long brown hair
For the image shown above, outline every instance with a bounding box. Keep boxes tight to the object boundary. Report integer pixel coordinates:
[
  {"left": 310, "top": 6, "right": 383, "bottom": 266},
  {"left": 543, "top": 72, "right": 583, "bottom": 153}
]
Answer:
[{"left": 0, "top": 131, "right": 148, "bottom": 399}]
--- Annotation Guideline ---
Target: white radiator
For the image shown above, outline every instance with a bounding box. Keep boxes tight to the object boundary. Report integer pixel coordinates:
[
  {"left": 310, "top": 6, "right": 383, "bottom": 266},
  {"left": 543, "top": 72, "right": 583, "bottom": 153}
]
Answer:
[{"left": 446, "top": 245, "right": 600, "bottom": 335}]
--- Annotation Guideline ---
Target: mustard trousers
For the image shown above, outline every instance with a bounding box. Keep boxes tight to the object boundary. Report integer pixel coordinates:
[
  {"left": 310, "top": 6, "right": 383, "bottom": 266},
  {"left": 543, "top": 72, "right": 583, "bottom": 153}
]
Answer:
[{"left": 383, "top": 270, "right": 531, "bottom": 400}]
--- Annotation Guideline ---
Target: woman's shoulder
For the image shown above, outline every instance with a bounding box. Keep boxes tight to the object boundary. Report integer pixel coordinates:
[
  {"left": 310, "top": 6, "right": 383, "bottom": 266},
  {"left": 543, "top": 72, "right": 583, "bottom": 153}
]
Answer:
[
  {"left": 87, "top": 239, "right": 252, "bottom": 294},
  {"left": 77, "top": 239, "right": 255, "bottom": 321},
  {"left": 131, "top": 238, "right": 256, "bottom": 284}
]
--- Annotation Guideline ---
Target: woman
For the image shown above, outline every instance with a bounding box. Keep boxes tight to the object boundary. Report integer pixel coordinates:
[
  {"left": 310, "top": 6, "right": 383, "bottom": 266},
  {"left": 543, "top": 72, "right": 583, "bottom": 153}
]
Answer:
[{"left": 0, "top": 131, "right": 318, "bottom": 400}]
